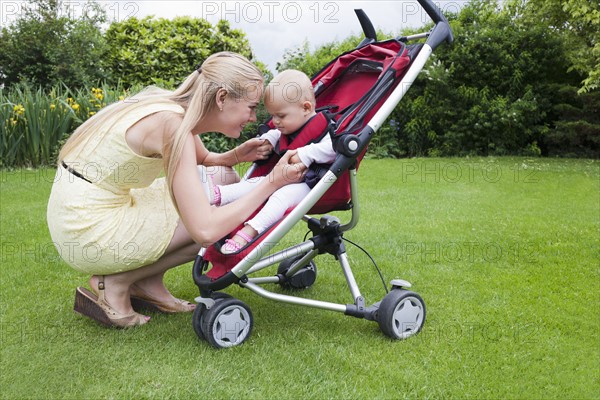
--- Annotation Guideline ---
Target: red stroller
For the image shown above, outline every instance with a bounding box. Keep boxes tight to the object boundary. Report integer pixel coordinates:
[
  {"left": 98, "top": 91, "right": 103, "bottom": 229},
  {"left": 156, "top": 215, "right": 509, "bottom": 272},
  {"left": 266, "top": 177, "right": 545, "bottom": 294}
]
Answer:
[{"left": 192, "top": 0, "right": 454, "bottom": 348}]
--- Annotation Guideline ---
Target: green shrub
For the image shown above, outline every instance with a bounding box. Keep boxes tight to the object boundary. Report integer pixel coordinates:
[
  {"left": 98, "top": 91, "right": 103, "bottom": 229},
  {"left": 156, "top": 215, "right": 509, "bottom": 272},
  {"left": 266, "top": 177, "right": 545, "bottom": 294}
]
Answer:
[
  {"left": 103, "top": 17, "right": 257, "bottom": 88},
  {"left": 277, "top": 34, "right": 365, "bottom": 77},
  {"left": 544, "top": 87, "right": 600, "bottom": 158},
  {"left": 278, "top": 0, "right": 599, "bottom": 158},
  {"left": 1, "top": 85, "right": 74, "bottom": 167}
]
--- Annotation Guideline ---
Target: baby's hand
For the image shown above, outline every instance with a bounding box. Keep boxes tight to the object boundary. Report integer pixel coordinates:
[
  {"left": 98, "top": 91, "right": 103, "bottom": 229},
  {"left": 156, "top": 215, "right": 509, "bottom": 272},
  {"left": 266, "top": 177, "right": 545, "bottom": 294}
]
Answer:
[
  {"left": 259, "top": 140, "right": 274, "bottom": 157},
  {"left": 236, "top": 138, "right": 273, "bottom": 162}
]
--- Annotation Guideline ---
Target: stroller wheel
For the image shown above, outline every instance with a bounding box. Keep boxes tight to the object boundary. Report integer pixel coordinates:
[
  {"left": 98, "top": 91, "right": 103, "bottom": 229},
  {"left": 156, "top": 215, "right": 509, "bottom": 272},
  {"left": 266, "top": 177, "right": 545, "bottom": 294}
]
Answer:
[
  {"left": 277, "top": 256, "right": 317, "bottom": 289},
  {"left": 377, "top": 289, "right": 426, "bottom": 340},
  {"left": 201, "top": 298, "right": 253, "bottom": 348},
  {"left": 192, "top": 292, "right": 232, "bottom": 341}
]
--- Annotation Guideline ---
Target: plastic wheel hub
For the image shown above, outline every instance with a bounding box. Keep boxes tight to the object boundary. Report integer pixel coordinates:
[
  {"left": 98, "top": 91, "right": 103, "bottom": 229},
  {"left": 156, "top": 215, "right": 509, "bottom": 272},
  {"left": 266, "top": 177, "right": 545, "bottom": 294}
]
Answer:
[
  {"left": 391, "top": 297, "right": 424, "bottom": 337},
  {"left": 212, "top": 306, "right": 251, "bottom": 345}
]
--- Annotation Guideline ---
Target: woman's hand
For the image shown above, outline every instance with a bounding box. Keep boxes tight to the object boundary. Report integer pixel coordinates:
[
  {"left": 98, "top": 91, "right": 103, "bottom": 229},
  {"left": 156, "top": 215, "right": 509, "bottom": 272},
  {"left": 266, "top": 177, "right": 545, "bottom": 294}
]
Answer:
[
  {"left": 289, "top": 153, "right": 305, "bottom": 165},
  {"left": 235, "top": 138, "right": 273, "bottom": 163},
  {"left": 268, "top": 150, "right": 307, "bottom": 188}
]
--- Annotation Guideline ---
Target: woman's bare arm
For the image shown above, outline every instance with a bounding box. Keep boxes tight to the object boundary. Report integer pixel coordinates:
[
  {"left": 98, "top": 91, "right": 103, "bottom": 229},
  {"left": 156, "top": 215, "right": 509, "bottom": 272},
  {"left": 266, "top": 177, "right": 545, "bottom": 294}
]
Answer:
[
  {"left": 194, "top": 136, "right": 272, "bottom": 166},
  {"left": 175, "top": 134, "right": 304, "bottom": 246}
]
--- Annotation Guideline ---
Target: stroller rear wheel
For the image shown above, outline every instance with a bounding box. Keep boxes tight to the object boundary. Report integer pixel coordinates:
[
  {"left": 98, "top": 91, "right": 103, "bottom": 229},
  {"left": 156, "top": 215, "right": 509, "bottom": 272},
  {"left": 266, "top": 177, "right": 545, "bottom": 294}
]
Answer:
[
  {"left": 377, "top": 289, "right": 426, "bottom": 339},
  {"left": 277, "top": 256, "right": 317, "bottom": 289},
  {"left": 201, "top": 298, "right": 254, "bottom": 348}
]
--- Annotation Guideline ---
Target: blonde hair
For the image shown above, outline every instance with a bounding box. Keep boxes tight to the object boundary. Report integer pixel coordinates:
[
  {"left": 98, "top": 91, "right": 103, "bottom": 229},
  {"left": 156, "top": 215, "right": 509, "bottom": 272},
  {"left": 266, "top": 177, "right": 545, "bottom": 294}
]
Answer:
[
  {"left": 264, "top": 69, "right": 315, "bottom": 107},
  {"left": 59, "top": 52, "right": 264, "bottom": 212}
]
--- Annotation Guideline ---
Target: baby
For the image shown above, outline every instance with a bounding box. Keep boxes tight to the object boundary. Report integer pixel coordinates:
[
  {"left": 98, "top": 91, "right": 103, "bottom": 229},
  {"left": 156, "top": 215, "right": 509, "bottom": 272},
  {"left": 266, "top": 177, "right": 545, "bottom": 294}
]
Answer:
[{"left": 210, "top": 69, "right": 336, "bottom": 253}]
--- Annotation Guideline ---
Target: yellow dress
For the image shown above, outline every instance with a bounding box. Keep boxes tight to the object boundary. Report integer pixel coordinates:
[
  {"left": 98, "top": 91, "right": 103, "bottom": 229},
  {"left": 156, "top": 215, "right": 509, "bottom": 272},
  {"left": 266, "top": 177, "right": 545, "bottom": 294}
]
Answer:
[{"left": 47, "top": 101, "right": 184, "bottom": 274}]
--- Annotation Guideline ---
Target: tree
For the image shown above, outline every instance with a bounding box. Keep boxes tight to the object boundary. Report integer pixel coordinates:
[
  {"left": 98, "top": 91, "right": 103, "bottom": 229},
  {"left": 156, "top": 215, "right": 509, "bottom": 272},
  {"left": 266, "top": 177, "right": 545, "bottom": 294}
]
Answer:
[
  {"left": 0, "top": 0, "right": 108, "bottom": 89},
  {"left": 420, "top": 0, "right": 581, "bottom": 156},
  {"left": 277, "top": 35, "right": 362, "bottom": 77},
  {"left": 515, "top": 0, "right": 600, "bottom": 93},
  {"left": 103, "top": 17, "right": 261, "bottom": 88}
]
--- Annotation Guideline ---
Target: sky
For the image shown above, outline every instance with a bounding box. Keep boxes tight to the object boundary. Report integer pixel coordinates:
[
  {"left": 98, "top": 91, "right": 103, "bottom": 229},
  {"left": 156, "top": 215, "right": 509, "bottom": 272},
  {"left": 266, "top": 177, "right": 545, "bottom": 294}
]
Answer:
[{"left": 1, "top": 0, "right": 467, "bottom": 72}]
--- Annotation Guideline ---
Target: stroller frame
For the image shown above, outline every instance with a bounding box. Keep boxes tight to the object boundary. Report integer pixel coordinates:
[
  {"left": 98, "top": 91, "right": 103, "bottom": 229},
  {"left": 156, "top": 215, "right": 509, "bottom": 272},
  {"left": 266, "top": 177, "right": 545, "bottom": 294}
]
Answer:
[{"left": 192, "top": 0, "right": 454, "bottom": 348}]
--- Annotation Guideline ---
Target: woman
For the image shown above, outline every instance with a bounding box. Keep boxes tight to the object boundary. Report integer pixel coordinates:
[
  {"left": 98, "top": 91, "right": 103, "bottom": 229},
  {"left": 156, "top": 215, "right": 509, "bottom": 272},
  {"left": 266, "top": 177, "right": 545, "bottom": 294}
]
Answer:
[{"left": 47, "top": 52, "right": 306, "bottom": 328}]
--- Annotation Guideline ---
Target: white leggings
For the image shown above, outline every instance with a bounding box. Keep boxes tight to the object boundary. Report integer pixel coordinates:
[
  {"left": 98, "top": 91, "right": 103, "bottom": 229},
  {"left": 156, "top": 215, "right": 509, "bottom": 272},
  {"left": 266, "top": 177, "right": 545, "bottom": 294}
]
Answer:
[{"left": 218, "top": 176, "right": 311, "bottom": 233}]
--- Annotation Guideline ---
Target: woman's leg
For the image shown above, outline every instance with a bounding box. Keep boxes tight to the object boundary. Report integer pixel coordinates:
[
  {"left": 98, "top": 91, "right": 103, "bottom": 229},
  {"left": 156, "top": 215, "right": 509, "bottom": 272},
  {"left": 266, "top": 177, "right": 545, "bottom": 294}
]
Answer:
[
  {"left": 90, "top": 165, "right": 238, "bottom": 315},
  {"left": 89, "top": 215, "right": 202, "bottom": 316},
  {"left": 90, "top": 220, "right": 199, "bottom": 315}
]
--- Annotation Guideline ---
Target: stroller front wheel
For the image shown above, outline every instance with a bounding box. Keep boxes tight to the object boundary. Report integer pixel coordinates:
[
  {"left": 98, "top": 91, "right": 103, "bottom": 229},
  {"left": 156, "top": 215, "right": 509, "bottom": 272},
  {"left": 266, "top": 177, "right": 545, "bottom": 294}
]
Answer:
[
  {"left": 201, "top": 298, "right": 254, "bottom": 348},
  {"left": 192, "top": 292, "right": 233, "bottom": 341},
  {"left": 377, "top": 289, "right": 426, "bottom": 340}
]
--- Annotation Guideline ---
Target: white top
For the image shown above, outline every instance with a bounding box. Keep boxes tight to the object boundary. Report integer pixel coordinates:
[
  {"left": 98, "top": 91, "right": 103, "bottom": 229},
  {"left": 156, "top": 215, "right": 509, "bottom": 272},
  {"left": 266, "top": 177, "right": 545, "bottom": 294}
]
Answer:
[{"left": 260, "top": 129, "right": 336, "bottom": 167}]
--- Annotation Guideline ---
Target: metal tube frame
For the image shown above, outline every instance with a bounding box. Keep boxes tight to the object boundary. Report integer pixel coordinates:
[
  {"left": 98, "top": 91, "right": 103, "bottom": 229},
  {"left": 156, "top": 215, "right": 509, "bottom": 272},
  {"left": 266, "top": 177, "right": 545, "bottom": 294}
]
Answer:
[
  {"left": 196, "top": 27, "right": 438, "bottom": 316},
  {"left": 198, "top": 167, "right": 365, "bottom": 312},
  {"left": 240, "top": 281, "right": 348, "bottom": 313},
  {"left": 403, "top": 32, "right": 430, "bottom": 41},
  {"left": 246, "top": 241, "right": 315, "bottom": 275}
]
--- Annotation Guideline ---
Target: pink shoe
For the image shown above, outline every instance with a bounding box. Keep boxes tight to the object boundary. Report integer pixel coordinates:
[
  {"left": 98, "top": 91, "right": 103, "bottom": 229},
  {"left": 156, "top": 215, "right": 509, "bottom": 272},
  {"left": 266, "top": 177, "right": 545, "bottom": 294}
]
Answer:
[{"left": 221, "top": 230, "right": 255, "bottom": 254}]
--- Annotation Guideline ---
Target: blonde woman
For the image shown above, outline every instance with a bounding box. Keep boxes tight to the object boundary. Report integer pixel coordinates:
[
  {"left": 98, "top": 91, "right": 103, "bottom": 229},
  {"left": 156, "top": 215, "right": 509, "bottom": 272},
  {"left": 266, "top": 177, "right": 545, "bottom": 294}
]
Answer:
[{"left": 47, "top": 52, "right": 307, "bottom": 328}]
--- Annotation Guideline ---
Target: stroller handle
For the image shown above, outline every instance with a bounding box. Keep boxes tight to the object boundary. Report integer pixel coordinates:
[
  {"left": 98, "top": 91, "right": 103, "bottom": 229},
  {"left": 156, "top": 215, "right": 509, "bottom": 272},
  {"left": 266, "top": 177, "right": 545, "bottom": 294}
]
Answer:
[
  {"left": 418, "top": 0, "right": 448, "bottom": 25},
  {"left": 356, "top": 0, "right": 453, "bottom": 51},
  {"left": 355, "top": 9, "right": 378, "bottom": 48},
  {"left": 418, "top": 0, "right": 454, "bottom": 49},
  {"left": 331, "top": 0, "right": 455, "bottom": 175}
]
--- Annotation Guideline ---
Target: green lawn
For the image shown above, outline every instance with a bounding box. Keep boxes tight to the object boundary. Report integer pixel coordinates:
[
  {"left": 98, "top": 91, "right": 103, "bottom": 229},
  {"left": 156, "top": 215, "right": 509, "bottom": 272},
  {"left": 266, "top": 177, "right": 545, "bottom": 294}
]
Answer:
[{"left": 1, "top": 157, "right": 598, "bottom": 399}]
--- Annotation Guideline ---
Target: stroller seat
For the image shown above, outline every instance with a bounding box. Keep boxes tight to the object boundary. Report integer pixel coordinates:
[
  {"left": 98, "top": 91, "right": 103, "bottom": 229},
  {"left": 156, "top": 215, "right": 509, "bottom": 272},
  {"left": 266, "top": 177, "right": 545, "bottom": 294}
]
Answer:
[{"left": 204, "top": 39, "right": 415, "bottom": 279}]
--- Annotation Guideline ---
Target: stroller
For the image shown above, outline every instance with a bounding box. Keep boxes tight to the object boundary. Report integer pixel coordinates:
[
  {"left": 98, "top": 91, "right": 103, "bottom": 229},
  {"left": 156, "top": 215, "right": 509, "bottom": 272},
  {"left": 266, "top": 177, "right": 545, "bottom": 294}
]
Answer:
[{"left": 192, "top": 0, "right": 454, "bottom": 348}]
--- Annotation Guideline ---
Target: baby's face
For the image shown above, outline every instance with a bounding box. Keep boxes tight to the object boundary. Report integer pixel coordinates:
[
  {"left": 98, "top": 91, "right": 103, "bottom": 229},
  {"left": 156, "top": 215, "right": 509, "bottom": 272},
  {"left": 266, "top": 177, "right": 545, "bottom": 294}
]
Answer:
[{"left": 266, "top": 98, "right": 313, "bottom": 135}]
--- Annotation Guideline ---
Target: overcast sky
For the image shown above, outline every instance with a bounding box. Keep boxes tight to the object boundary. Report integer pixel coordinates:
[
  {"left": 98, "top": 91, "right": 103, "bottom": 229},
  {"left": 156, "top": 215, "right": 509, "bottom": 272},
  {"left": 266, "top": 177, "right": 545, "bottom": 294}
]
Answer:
[{"left": 1, "top": 0, "right": 466, "bottom": 72}]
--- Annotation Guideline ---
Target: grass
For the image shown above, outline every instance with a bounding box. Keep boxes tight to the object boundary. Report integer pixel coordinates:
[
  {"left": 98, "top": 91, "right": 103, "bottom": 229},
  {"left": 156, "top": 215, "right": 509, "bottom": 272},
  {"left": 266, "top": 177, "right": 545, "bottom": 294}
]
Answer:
[{"left": 1, "top": 157, "right": 598, "bottom": 399}]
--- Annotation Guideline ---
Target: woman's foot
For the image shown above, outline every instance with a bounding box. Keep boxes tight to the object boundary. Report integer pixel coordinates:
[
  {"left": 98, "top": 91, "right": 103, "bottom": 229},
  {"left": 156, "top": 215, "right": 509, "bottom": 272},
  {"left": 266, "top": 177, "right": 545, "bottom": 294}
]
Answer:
[
  {"left": 129, "top": 283, "right": 195, "bottom": 313},
  {"left": 89, "top": 275, "right": 138, "bottom": 315},
  {"left": 90, "top": 275, "right": 194, "bottom": 314},
  {"left": 221, "top": 225, "right": 258, "bottom": 254},
  {"left": 75, "top": 277, "right": 150, "bottom": 328}
]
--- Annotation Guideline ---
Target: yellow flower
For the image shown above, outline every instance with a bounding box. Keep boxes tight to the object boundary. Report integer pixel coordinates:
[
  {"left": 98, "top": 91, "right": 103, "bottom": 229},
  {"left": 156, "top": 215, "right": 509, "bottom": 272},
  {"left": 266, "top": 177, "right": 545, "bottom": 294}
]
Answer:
[
  {"left": 91, "top": 87, "right": 104, "bottom": 101},
  {"left": 10, "top": 118, "right": 18, "bottom": 126},
  {"left": 88, "top": 111, "right": 96, "bottom": 116},
  {"left": 72, "top": 103, "right": 80, "bottom": 111},
  {"left": 13, "top": 104, "right": 25, "bottom": 115},
  {"left": 118, "top": 95, "right": 125, "bottom": 101},
  {"left": 50, "top": 104, "right": 56, "bottom": 111}
]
